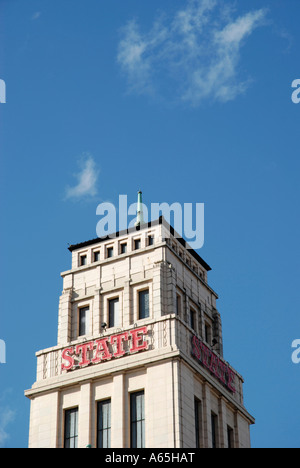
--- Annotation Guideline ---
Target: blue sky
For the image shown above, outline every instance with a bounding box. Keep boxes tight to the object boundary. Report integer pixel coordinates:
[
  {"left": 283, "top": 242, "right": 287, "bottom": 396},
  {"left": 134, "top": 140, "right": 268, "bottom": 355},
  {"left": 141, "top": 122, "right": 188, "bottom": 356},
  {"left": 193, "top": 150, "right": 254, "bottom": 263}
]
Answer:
[{"left": 0, "top": 0, "right": 299, "bottom": 448}]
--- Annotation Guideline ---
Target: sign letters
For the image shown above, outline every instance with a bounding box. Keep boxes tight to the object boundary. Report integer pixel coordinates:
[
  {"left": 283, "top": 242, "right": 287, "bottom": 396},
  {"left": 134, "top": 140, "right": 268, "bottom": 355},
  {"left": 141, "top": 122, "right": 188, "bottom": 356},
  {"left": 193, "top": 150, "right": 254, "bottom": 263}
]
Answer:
[
  {"left": 61, "top": 326, "right": 148, "bottom": 371},
  {"left": 191, "top": 335, "right": 236, "bottom": 393}
]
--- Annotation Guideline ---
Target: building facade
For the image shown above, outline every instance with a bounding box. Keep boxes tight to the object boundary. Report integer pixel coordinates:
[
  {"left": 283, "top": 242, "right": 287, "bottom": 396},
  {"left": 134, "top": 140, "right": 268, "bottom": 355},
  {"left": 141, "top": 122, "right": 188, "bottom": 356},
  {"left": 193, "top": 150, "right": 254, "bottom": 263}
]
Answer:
[{"left": 25, "top": 217, "right": 254, "bottom": 448}]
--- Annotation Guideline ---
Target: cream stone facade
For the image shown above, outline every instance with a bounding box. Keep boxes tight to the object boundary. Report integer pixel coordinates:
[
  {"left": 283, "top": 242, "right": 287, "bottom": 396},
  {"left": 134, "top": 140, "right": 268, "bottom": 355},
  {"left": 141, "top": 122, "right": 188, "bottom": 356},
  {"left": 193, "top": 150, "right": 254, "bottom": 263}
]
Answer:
[{"left": 25, "top": 217, "right": 254, "bottom": 448}]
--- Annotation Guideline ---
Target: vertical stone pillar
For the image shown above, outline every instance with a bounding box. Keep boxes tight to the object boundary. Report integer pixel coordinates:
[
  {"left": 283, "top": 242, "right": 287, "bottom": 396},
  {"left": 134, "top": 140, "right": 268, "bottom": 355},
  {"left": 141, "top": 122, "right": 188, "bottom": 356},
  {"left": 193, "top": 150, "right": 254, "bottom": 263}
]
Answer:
[
  {"left": 111, "top": 373, "right": 125, "bottom": 448},
  {"left": 152, "top": 262, "right": 163, "bottom": 319},
  {"left": 53, "top": 390, "right": 60, "bottom": 448},
  {"left": 57, "top": 290, "right": 72, "bottom": 345},
  {"left": 198, "top": 303, "right": 204, "bottom": 339},
  {"left": 78, "top": 381, "right": 92, "bottom": 448},
  {"left": 93, "top": 289, "right": 101, "bottom": 336},
  {"left": 234, "top": 411, "right": 241, "bottom": 448},
  {"left": 123, "top": 279, "right": 131, "bottom": 328},
  {"left": 202, "top": 383, "right": 212, "bottom": 448},
  {"left": 212, "top": 308, "right": 223, "bottom": 357},
  {"left": 218, "top": 397, "right": 227, "bottom": 448},
  {"left": 166, "top": 263, "right": 176, "bottom": 316}
]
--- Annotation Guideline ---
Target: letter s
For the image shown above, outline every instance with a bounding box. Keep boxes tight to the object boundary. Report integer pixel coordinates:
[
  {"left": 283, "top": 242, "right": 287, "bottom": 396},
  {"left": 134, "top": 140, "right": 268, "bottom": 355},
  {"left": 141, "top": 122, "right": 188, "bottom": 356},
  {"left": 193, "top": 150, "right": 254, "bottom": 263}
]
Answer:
[
  {"left": 291, "top": 339, "right": 300, "bottom": 364},
  {"left": 61, "top": 347, "right": 74, "bottom": 371},
  {"left": 291, "top": 79, "right": 300, "bottom": 104}
]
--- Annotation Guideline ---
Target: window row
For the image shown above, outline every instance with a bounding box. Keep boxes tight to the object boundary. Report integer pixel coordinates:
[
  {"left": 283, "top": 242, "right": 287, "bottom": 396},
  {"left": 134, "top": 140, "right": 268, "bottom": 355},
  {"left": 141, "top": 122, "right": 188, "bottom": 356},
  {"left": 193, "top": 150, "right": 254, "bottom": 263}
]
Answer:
[
  {"left": 65, "top": 394, "right": 234, "bottom": 448},
  {"left": 64, "top": 391, "right": 145, "bottom": 449},
  {"left": 78, "top": 289, "right": 149, "bottom": 337},
  {"left": 78, "top": 235, "right": 155, "bottom": 267},
  {"left": 176, "top": 293, "right": 217, "bottom": 347},
  {"left": 194, "top": 398, "right": 235, "bottom": 449},
  {"left": 169, "top": 239, "right": 207, "bottom": 282}
]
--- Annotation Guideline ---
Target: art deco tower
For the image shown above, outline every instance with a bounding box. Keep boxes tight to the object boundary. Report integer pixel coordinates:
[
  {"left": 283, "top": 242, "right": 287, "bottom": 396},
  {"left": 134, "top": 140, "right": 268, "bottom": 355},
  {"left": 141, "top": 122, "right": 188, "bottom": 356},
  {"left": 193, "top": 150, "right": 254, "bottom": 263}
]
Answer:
[{"left": 25, "top": 206, "right": 254, "bottom": 448}]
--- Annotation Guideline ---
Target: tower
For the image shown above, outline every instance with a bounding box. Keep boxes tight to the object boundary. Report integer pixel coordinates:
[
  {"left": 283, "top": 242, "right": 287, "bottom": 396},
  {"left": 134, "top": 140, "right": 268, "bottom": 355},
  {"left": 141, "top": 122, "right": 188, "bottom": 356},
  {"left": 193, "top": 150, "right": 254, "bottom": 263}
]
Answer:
[{"left": 25, "top": 213, "right": 254, "bottom": 448}]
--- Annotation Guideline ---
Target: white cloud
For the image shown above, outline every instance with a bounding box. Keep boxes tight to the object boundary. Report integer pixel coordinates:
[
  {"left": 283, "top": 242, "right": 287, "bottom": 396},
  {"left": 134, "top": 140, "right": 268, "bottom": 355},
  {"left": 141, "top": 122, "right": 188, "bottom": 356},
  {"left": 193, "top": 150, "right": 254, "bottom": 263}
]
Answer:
[
  {"left": 31, "top": 12, "right": 41, "bottom": 21},
  {"left": 0, "top": 407, "right": 15, "bottom": 448},
  {"left": 117, "top": 0, "right": 267, "bottom": 105},
  {"left": 65, "top": 155, "right": 99, "bottom": 200},
  {"left": 216, "top": 10, "right": 266, "bottom": 45}
]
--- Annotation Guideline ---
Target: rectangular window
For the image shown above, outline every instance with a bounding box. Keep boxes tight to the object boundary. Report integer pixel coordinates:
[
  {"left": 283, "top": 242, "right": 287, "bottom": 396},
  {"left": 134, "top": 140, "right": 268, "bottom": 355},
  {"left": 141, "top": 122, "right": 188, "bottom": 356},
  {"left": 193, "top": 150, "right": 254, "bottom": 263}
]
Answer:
[
  {"left": 134, "top": 239, "right": 141, "bottom": 250},
  {"left": 139, "top": 290, "right": 149, "bottom": 320},
  {"left": 107, "top": 247, "right": 114, "bottom": 258},
  {"left": 148, "top": 235, "right": 154, "bottom": 246},
  {"left": 194, "top": 398, "right": 202, "bottom": 448},
  {"left": 93, "top": 250, "right": 100, "bottom": 262},
  {"left": 64, "top": 408, "right": 78, "bottom": 448},
  {"left": 79, "top": 306, "right": 89, "bottom": 336},
  {"left": 109, "top": 298, "right": 119, "bottom": 328},
  {"left": 80, "top": 254, "right": 87, "bottom": 266},
  {"left": 130, "top": 391, "right": 145, "bottom": 448},
  {"left": 176, "top": 294, "right": 181, "bottom": 316},
  {"left": 205, "top": 323, "right": 211, "bottom": 345},
  {"left": 120, "top": 243, "right": 127, "bottom": 254},
  {"left": 97, "top": 400, "right": 111, "bottom": 448},
  {"left": 211, "top": 413, "right": 218, "bottom": 448},
  {"left": 190, "top": 309, "right": 196, "bottom": 330},
  {"left": 227, "top": 426, "right": 234, "bottom": 448}
]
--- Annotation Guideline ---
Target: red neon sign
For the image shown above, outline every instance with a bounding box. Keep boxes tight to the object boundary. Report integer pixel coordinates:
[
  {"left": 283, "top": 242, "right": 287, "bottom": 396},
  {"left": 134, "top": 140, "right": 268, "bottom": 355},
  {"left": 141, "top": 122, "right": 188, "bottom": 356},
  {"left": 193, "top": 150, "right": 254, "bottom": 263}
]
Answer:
[
  {"left": 61, "top": 326, "right": 148, "bottom": 371},
  {"left": 191, "top": 335, "right": 236, "bottom": 393}
]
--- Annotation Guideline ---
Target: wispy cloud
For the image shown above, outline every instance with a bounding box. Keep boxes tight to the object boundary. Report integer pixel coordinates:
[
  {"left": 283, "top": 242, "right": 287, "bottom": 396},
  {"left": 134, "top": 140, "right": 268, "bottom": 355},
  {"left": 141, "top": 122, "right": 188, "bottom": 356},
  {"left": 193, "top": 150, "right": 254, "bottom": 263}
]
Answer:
[
  {"left": 65, "top": 154, "right": 99, "bottom": 200},
  {"left": 117, "top": 0, "right": 267, "bottom": 105},
  {"left": 0, "top": 406, "right": 16, "bottom": 448},
  {"left": 31, "top": 12, "right": 41, "bottom": 21}
]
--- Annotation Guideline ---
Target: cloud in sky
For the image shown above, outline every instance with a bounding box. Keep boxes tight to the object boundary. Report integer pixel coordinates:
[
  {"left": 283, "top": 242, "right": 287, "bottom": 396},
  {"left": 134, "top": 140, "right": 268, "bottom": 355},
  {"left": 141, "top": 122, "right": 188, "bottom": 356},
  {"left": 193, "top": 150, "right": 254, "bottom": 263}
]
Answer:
[
  {"left": 31, "top": 12, "right": 41, "bottom": 21},
  {"left": 65, "top": 155, "right": 99, "bottom": 200},
  {"left": 117, "top": 0, "right": 267, "bottom": 105},
  {"left": 0, "top": 407, "right": 15, "bottom": 448}
]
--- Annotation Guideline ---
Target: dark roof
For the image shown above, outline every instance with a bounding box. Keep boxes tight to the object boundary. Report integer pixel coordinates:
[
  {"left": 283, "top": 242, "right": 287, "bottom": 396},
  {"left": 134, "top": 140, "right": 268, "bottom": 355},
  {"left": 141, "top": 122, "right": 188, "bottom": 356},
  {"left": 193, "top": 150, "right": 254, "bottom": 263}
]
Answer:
[{"left": 68, "top": 216, "right": 211, "bottom": 271}]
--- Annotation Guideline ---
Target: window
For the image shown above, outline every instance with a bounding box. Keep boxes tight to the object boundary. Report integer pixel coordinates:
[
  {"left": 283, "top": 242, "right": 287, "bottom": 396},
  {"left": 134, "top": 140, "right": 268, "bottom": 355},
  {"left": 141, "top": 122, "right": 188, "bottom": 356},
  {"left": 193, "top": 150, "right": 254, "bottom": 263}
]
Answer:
[
  {"left": 64, "top": 408, "right": 78, "bottom": 448},
  {"left": 211, "top": 413, "right": 218, "bottom": 448},
  {"left": 134, "top": 239, "right": 141, "bottom": 250},
  {"left": 176, "top": 294, "right": 181, "bottom": 316},
  {"left": 120, "top": 243, "right": 127, "bottom": 254},
  {"left": 148, "top": 235, "right": 154, "bottom": 246},
  {"left": 190, "top": 309, "right": 196, "bottom": 330},
  {"left": 109, "top": 298, "right": 119, "bottom": 328},
  {"left": 205, "top": 322, "right": 212, "bottom": 345},
  {"left": 106, "top": 246, "right": 113, "bottom": 258},
  {"left": 139, "top": 290, "right": 149, "bottom": 319},
  {"left": 227, "top": 426, "right": 234, "bottom": 448},
  {"left": 93, "top": 250, "right": 100, "bottom": 262},
  {"left": 97, "top": 400, "right": 111, "bottom": 448},
  {"left": 130, "top": 391, "right": 145, "bottom": 448},
  {"left": 194, "top": 398, "right": 202, "bottom": 448},
  {"left": 80, "top": 254, "right": 87, "bottom": 266},
  {"left": 79, "top": 306, "right": 89, "bottom": 336}
]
